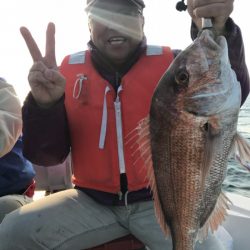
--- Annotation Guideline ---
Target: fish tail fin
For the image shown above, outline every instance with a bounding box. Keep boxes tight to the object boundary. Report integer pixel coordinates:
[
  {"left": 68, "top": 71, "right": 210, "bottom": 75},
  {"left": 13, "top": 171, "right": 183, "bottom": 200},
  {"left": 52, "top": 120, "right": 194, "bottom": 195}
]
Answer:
[
  {"left": 232, "top": 132, "right": 250, "bottom": 171},
  {"left": 198, "top": 192, "right": 231, "bottom": 242}
]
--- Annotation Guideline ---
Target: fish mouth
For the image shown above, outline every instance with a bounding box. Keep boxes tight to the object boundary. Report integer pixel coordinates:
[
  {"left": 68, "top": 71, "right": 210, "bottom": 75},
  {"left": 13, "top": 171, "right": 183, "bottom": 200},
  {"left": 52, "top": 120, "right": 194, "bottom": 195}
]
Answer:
[{"left": 108, "top": 36, "right": 127, "bottom": 45}]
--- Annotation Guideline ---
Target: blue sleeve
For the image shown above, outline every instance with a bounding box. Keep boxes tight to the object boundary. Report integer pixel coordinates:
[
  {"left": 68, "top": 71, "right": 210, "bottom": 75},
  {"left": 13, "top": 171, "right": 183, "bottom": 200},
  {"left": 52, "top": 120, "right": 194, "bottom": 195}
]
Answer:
[{"left": 0, "top": 137, "right": 35, "bottom": 196}]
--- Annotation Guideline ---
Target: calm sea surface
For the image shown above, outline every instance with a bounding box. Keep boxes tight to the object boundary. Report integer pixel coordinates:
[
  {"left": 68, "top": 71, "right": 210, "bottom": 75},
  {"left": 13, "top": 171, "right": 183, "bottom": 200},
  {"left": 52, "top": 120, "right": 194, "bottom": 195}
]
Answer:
[{"left": 222, "top": 96, "right": 250, "bottom": 198}]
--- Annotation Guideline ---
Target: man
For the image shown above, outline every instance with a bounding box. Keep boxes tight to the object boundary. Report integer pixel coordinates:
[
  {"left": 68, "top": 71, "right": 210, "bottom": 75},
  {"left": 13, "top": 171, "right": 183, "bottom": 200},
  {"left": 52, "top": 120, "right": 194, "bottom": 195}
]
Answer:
[
  {"left": 0, "top": 0, "right": 249, "bottom": 249},
  {"left": 0, "top": 78, "right": 35, "bottom": 223}
]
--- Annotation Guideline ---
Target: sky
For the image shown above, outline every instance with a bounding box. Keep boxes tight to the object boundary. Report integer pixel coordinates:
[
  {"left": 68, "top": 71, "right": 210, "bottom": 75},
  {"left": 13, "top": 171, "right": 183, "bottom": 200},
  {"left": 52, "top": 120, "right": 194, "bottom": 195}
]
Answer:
[{"left": 0, "top": 0, "right": 249, "bottom": 103}]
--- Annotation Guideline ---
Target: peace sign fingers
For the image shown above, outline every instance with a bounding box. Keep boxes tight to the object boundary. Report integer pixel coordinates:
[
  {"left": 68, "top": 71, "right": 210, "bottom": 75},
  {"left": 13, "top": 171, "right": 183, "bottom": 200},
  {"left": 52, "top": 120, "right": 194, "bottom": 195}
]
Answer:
[
  {"left": 20, "top": 26, "right": 43, "bottom": 62},
  {"left": 20, "top": 22, "right": 57, "bottom": 68},
  {"left": 20, "top": 22, "right": 65, "bottom": 107}
]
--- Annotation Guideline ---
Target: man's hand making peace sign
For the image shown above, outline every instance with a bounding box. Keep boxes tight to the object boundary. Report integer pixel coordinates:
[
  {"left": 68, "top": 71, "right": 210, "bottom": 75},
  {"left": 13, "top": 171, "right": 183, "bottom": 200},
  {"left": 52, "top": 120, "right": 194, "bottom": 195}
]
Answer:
[{"left": 20, "top": 22, "right": 66, "bottom": 108}]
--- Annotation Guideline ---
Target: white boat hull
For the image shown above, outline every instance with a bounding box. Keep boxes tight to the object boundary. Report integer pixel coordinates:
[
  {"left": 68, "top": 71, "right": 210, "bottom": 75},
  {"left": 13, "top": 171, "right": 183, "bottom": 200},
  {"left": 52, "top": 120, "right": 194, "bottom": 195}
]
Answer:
[{"left": 218, "top": 193, "right": 250, "bottom": 250}]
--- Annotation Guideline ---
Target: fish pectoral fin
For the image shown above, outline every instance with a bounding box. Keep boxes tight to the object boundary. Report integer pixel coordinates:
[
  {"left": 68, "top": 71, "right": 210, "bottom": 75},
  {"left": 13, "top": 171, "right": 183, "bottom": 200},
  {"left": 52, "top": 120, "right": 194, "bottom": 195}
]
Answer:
[
  {"left": 198, "top": 192, "right": 231, "bottom": 242},
  {"left": 201, "top": 117, "right": 221, "bottom": 188},
  {"left": 232, "top": 132, "right": 250, "bottom": 171},
  {"left": 207, "top": 116, "right": 222, "bottom": 136}
]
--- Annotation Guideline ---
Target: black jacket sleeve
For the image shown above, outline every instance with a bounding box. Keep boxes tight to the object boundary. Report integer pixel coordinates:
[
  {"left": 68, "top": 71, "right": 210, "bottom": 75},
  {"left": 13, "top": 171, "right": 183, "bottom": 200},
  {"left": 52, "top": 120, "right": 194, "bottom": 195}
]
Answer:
[{"left": 22, "top": 93, "right": 70, "bottom": 166}]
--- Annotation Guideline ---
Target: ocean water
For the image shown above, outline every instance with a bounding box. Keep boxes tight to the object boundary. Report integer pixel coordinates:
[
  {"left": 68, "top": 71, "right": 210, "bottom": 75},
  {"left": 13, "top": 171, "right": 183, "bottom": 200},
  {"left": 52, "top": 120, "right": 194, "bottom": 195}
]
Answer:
[{"left": 222, "top": 96, "right": 250, "bottom": 198}]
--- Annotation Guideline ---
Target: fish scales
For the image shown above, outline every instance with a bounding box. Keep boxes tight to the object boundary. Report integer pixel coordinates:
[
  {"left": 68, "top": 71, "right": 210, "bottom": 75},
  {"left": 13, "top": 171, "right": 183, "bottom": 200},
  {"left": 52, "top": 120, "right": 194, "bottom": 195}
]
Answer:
[{"left": 151, "top": 106, "right": 209, "bottom": 249}]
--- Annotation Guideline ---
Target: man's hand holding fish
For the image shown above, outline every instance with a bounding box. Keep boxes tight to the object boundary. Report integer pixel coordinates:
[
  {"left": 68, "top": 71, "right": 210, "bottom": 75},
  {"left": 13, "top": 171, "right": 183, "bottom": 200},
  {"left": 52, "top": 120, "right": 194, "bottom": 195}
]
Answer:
[{"left": 187, "top": 0, "right": 234, "bottom": 34}]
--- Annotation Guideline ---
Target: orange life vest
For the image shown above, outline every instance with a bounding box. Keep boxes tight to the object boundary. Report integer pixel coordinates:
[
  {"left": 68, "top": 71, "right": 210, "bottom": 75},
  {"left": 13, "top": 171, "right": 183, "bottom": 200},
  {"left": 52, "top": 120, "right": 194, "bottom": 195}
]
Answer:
[{"left": 60, "top": 46, "right": 174, "bottom": 193}]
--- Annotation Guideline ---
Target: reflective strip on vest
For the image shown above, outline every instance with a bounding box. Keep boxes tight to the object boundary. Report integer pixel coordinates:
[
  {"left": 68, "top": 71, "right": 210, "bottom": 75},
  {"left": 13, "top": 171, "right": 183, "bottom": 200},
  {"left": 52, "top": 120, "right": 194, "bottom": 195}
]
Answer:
[
  {"left": 146, "top": 45, "right": 163, "bottom": 56},
  {"left": 69, "top": 51, "right": 86, "bottom": 64},
  {"left": 68, "top": 46, "right": 162, "bottom": 65},
  {"left": 114, "top": 86, "right": 126, "bottom": 173}
]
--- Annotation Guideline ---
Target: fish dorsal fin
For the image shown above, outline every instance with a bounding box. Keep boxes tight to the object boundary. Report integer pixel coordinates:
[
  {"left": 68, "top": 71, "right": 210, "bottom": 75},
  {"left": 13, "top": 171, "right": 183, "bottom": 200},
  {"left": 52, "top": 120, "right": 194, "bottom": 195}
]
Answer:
[
  {"left": 125, "top": 116, "right": 170, "bottom": 236},
  {"left": 197, "top": 192, "right": 231, "bottom": 242},
  {"left": 232, "top": 132, "right": 250, "bottom": 171}
]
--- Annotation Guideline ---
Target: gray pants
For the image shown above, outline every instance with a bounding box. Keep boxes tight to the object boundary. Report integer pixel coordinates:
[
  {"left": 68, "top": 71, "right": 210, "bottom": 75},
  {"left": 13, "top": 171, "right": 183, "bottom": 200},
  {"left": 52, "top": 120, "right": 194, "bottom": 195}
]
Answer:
[
  {"left": 0, "top": 194, "right": 33, "bottom": 223},
  {"left": 0, "top": 189, "right": 226, "bottom": 250}
]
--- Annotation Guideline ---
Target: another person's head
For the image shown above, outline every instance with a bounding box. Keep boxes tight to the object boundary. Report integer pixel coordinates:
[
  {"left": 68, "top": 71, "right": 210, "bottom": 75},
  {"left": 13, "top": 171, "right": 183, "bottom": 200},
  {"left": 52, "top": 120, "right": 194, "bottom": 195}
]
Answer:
[{"left": 86, "top": 0, "right": 145, "bottom": 65}]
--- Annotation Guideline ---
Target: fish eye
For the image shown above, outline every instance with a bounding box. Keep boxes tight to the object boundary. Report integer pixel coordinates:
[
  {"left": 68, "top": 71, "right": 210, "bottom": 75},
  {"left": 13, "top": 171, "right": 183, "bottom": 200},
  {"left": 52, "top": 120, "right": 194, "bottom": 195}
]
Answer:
[{"left": 175, "top": 69, "right": 189, "bottom": 86}]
